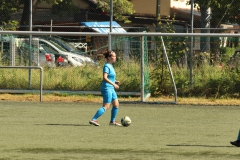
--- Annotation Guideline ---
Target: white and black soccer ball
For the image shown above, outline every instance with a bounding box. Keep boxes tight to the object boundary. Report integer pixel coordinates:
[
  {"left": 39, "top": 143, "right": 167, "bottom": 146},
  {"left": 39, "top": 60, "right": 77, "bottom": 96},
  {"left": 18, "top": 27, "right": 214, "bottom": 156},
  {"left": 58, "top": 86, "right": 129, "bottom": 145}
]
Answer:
[{"left": 121, "top": 116, "right": 131, "bottom": 127}]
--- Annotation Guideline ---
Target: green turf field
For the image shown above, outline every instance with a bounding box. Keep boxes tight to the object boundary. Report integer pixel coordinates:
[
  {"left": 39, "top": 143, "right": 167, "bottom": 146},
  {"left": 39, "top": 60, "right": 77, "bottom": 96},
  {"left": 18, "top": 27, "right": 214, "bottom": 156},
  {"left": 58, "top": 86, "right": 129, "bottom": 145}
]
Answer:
[{"left": 0, "top": 101, "right": 239, "bottom": 160}]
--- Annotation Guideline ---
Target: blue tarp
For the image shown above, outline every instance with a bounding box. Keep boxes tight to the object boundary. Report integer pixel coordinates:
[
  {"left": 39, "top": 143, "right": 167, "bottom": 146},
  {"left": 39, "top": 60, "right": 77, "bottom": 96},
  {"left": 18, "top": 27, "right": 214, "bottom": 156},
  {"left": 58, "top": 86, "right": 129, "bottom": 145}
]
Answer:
[{"left": 81, "top": 21, "right": 126, "bottom": 33}]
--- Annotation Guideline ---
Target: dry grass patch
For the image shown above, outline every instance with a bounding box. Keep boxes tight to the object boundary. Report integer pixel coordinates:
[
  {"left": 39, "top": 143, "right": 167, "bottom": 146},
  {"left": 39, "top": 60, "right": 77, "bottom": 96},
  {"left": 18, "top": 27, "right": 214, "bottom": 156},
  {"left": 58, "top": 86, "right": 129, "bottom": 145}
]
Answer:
[{"left": 0, "top": 93, "right": 239, "bottom": 105}]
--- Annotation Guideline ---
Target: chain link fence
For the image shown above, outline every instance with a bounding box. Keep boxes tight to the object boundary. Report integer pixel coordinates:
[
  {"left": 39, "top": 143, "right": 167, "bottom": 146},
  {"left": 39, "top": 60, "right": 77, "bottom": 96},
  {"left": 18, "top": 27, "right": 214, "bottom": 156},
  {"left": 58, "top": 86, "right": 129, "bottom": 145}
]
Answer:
[{"left": 0, "top": 0, "right": 239, "bottom": 100}]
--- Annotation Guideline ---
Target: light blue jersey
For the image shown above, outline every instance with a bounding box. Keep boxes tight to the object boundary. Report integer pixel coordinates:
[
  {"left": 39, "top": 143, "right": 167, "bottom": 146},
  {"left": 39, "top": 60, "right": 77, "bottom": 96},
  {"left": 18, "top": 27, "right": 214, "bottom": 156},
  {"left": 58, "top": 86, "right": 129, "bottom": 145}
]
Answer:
[
  {"left": 90, "top": 58, "right": 119, "bottom": 124},
  {"left": 101, "top": 63, "right": 116, "bottom": 90}
]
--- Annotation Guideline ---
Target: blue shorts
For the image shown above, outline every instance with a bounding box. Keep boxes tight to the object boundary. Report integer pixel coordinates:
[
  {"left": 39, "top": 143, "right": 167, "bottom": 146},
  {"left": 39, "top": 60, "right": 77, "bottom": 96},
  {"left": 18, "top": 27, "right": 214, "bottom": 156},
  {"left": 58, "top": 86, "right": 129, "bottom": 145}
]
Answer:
[{"left": 101, "top": 89, "right": 118, "bottom": 103}]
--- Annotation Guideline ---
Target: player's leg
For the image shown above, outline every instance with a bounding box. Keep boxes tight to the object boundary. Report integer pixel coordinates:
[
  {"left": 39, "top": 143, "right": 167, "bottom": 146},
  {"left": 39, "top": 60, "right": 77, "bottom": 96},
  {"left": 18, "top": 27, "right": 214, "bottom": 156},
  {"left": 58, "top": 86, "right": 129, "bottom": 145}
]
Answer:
[
  {"left": 230, "top": 129, "right": 240, "bottom": 147},
  {"left": 110, "top": 99, "right": 119, "bottom": 122},
  {"left": 89, "top": 90, "right": 111, "bottom": 126},
  {"left": 89, "top": 106, "right": 107, "bottom": 126},
  {"left": 109, "top": 90, "right": 121, "bottom": 126}
]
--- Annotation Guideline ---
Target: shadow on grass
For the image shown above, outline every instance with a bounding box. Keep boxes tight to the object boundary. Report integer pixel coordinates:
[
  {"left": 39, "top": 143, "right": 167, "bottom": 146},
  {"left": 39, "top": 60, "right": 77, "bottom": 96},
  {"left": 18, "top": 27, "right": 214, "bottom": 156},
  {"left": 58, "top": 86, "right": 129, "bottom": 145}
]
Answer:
[
  {"left": 35, "top": 124, "right": 91, "bottom": 126},
  {"left": 167, "top": 144, "right": 233, "bottom": 148}
]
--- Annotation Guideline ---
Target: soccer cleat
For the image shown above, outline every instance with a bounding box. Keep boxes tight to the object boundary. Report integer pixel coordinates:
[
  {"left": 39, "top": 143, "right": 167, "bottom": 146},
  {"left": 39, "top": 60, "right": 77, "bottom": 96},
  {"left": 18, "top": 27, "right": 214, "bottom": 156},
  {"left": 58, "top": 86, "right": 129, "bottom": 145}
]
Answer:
[
  {"left": 89, "top": 120, "right": 100, "bottom": 126},
  {"left": 230, "top": 140, "right": 240, "bottom": 147},
  {"left": 109, "top": 121, "right": 122, "bottom": 126}
]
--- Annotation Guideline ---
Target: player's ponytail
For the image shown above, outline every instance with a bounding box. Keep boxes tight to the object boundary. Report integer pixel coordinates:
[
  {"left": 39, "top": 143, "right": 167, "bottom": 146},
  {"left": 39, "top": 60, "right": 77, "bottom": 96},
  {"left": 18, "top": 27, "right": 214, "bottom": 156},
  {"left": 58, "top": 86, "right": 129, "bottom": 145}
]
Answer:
[{"left": 103, "top": 51, "right": 113, "bottom": 58}]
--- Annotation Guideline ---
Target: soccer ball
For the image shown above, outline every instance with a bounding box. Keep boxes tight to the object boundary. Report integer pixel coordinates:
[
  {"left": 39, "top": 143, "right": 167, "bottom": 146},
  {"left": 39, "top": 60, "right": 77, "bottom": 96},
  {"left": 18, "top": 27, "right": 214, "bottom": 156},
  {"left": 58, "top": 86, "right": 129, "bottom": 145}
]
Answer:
[{"left": 121, "top": 116, "right": 131, "bottom": 127}]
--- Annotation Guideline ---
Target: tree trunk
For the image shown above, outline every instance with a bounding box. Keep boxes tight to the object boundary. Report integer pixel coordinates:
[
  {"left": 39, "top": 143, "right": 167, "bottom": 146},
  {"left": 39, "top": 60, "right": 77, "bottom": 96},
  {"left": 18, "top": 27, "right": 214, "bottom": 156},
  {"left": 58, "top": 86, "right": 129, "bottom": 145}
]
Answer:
[
  {"left": 19, "top": 0, "right": 38, "bottom": 31},
  {"left": 200, "top": 6, "right": 211, "bottom": 52}
]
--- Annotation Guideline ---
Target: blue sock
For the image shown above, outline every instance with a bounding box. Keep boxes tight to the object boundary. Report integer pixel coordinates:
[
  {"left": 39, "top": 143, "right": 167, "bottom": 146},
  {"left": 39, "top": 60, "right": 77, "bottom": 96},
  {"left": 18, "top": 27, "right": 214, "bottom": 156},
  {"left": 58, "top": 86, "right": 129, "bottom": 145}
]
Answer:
[
  {"left": 237, "top": 130, "right": 240, "bottom": 140},
  {"left": 92, "top": 107, "right": 106, "bottom": 120},
  {"left": 110, "top": 107, "right": 118, "bottom": 122}
]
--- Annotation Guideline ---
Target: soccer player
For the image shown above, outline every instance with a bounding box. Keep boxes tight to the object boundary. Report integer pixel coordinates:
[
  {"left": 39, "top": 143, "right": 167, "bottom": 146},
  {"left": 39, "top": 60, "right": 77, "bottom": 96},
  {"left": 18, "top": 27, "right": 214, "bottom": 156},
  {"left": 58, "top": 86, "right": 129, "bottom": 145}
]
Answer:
[
  {"left": 230, "top": 130, "right": 240, "bottom": 147},
  {"left": 89, "top": 51, "right": 121, "bottom": 126}
]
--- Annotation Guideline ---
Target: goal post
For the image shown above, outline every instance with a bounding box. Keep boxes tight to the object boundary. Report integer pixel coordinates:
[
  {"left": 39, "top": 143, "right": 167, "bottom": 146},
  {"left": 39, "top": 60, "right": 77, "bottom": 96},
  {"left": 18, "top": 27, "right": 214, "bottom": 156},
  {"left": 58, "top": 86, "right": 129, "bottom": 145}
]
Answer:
[
  {"left": 140, "top": 33, "right": 151, "bottom": 102},
  {"left": 140, "top": 33, "right": 177, "bottom": 104},
  {"left": 160, "top": 36, "right": 178, "bottom": 104}
]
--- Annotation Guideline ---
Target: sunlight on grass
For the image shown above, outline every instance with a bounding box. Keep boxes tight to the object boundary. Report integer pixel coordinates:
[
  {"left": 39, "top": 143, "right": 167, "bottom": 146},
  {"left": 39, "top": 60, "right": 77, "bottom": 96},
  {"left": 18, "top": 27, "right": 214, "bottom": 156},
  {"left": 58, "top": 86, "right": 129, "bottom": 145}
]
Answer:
[{"left": 0, "top": 102, "right": 240, "bottom": 159}]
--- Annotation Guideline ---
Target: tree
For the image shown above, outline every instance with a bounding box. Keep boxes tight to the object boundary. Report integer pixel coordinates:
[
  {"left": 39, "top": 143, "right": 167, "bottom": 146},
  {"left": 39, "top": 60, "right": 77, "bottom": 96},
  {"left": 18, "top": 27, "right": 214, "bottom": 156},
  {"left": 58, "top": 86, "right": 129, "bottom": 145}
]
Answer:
[
  {"left": 19, "top": 0, "right": 79, "bottom": 30},
  {"left": 188, "top": 0, "right": 240, "bottom": 63},
  {"left": 51, "top": 0, "right": 79, "bottom": 17},
  {"left": 95, "top": 0, "right": 135, "bottom": 23},
  {"left": 155, "top": 16, "right": 188, "bottom": 67},
  {"left": 0, "top": 1, "right": 19, "bottom": 23},
  {"left": 0, "top": 0, "right": 58, "bottom": 30},
  {"left": 189, "top": 0, "right": 240, "bottom": 25},
  {"left": 151, "top": 15, "right": 189, "bottom": 96},
  {"left": 187, "top": 0, "right": 211, "bottom": 52},
  {"left": 19, "top": 0, "right": 38, "bottom": 31},
  {"left": 17, "top": 0, "right": 135, "bottom": 30}
]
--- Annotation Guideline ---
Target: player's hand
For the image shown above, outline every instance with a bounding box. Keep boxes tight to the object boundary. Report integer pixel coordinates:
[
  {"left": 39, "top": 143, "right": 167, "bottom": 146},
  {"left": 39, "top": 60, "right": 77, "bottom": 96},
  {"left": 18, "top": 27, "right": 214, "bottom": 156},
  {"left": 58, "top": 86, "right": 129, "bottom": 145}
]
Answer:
[
  {"left": 115, "top": 81, "right": 120, "bottom": 85},
  {"left": 114, "top": 84, "right": 119, "bottom": 90}
]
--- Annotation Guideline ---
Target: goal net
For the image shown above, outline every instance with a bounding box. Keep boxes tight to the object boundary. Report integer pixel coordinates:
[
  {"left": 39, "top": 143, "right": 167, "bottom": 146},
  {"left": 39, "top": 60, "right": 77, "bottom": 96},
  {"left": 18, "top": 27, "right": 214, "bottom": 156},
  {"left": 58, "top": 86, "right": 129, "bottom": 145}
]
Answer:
[
  {"left": 105, "top": 33, "right": 178, "bottom": 104},
  {"left": 0, "top": 32, "right": 179, "bottom": 103}
]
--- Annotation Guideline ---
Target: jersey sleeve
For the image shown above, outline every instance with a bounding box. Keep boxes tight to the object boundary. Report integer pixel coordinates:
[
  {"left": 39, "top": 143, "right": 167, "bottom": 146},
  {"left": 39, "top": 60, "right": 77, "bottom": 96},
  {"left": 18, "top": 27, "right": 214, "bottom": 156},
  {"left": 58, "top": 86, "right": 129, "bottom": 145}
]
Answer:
[{"left": 103, "top": 65, "right": 110, "bottom": 74}]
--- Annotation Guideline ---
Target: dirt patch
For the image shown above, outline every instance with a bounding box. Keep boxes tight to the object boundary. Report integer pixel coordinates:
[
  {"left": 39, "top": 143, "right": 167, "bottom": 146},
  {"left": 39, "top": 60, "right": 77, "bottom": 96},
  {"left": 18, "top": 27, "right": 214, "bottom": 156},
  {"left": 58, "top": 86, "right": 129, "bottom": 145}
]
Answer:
[{"left": 0, "top": 93, "right": 239, "bottom": 106}]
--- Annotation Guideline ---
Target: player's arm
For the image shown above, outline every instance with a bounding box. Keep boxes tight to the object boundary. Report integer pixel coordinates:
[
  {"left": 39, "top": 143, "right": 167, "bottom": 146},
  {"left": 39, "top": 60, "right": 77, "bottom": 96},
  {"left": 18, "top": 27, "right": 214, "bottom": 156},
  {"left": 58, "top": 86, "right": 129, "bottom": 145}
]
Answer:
[
  {"left": 103, "top": 72, "right": 119, "bottom": 89},
  {"left": 115, "top": 81, "right": 120, "bottom": 85}
]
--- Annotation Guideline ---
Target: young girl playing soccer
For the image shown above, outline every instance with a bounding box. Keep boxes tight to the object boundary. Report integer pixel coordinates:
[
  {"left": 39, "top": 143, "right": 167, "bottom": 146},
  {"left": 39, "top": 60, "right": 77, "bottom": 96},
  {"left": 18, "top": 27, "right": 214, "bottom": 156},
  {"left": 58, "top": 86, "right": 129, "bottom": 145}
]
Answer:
[{"left": 89, "top": 50, "right": 121, "bottom": 126}]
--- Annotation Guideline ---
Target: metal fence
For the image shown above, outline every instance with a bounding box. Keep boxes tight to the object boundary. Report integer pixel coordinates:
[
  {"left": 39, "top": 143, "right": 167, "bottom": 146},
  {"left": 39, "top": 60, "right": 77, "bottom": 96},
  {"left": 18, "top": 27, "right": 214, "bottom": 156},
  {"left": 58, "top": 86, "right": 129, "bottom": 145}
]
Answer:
[
  {"left": 0, "top": 31, "right": 240, "bottom": 102},
  {"left": 0, "top": 0, "right": 240, "bottom": 101},
  {"left": 0, "top": 66, "right": 43, "bottom": 102}
]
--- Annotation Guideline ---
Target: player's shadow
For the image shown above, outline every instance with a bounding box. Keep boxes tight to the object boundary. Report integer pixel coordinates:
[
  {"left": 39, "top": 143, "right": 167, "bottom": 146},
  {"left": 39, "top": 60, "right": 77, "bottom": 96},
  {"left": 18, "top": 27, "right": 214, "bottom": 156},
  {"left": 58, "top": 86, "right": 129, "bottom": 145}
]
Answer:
[
  {"left": 167, "top": 144, "right": 232, "bottom": 148},
  {"left": 35, "top": 124, "right": 91, "bottom": 127}
]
